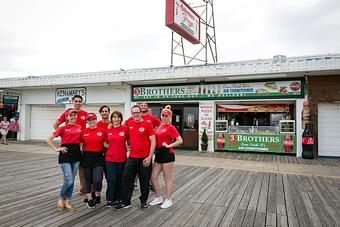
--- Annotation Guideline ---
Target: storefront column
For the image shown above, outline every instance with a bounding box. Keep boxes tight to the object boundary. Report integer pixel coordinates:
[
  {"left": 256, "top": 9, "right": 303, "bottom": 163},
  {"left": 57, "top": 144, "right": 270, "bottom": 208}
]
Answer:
[
  {"left": 124, "top": 86, "right": 134, "bottom": 120},
  {"left": 199, "top": 101, "right": 215, "bottom": 152},
  {"left": 18, "top": 104, "right": 31, "bottom": 140},
  {"left": 296, "top": 99, "right": 304, "bottom": 157}
]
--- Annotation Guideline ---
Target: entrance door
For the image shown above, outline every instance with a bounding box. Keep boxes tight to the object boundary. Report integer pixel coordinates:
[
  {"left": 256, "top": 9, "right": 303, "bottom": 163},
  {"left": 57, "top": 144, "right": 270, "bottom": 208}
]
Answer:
[
  {"left": 182, "top": 107, "right": 199, "bottom": 149},
  {"left": 172, "top": 109, "right": 183, "bottom": 136},
  {"left": 149, "top": 104, "right": 198, "bottom": 150}
]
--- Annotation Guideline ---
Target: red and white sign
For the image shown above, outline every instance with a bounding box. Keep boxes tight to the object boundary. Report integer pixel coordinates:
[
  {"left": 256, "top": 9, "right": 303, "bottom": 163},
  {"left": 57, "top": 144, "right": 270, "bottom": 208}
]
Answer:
[{"left": 166, "top": 0, "right": 200, "bottom": 44}]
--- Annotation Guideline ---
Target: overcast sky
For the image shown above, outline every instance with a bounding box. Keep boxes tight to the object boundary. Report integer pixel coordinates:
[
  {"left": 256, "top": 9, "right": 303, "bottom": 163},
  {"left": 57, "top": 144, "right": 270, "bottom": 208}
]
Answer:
[{"left": 0, "top": 0, "right": 339, "bottom": 78}]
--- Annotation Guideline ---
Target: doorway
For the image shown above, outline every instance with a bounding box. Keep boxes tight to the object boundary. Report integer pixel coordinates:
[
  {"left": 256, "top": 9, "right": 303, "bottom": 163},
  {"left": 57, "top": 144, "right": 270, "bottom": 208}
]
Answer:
[{"left": 149, "top": 104, "right": 199, "bottom": 150}]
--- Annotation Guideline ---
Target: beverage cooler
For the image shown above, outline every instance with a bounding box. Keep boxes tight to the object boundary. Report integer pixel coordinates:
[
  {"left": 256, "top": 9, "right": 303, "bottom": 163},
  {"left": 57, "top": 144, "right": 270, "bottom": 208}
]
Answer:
[{"left": 214, "top": 104, "right": 296, "bottom": 154}]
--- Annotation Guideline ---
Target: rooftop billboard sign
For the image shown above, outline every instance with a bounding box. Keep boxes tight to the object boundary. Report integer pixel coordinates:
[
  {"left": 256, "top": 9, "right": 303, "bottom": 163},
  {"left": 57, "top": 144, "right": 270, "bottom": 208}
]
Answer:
[{"left": 166, "top": 0, "right": 200, "bottom": 44}]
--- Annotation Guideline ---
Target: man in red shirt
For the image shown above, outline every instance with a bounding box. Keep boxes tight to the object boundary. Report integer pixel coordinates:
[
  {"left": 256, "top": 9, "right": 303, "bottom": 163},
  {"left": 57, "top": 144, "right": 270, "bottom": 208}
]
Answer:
[
  {"left": 53, "top": 95, "right": 88, "bottom": 130},
  {"left": 53, "top": 95, "right": 88, "bottom": 194},
  {"left": 118, "top": 105, "right": 156, "bottom": 210},
  {"left": 97, "top": 105, "right": 111, "bottom": 130},
  {"left": 124, "top": 102, "right": 161, "bottom": 129}
]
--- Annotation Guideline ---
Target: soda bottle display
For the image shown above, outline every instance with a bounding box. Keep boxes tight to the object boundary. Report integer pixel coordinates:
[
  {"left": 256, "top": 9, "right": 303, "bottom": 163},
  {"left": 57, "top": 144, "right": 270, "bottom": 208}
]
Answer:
[
  {"left": 283, "top": 135, "right": 294, "bottom": 153},
  {"left": 302, "top": 123, "right": 314, "bottom": 159},
  {"left": 217, "top": 133, "right": 225, "bottom": 150}
]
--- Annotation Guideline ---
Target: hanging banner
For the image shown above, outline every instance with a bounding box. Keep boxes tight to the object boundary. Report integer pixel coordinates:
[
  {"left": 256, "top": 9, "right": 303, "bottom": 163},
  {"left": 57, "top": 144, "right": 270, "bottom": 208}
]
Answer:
[{"left": 132, "top": 79, "right": 304, "bottom": 101}]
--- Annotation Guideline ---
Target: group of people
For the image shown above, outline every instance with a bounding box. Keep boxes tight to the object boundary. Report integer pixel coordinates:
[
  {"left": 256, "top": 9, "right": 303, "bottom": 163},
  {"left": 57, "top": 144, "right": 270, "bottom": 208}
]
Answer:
[
  {"left": 0, "top": 116, "right": 19, "bottom": 145},
  {"left": 46, "top": 95, "right": 183, "bottom": 212}
]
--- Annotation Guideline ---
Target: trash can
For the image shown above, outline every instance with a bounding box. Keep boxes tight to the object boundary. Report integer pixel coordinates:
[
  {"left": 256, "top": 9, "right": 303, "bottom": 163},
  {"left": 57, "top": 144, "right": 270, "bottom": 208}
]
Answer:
[{"left": 302, "top": 123, "right": 314, "bottom": 159}]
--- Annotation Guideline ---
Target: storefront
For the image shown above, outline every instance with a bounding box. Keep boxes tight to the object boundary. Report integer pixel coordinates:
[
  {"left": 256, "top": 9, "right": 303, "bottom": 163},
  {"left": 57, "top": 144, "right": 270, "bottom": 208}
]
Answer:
[
  {"left": 132, "top": 77, "right": 305, "bottom": 154},
  {"left": 215, "top": 103, "right": 296, "bottom": 154},
  {"left": 308, "top": 75, "right": 340, "bottom": 157},
  {"left": 0, "top": 90, "right": 20, "bottom": 139},
  {"left": 18, "top": 85, "right": 130, "bottom": 141}
]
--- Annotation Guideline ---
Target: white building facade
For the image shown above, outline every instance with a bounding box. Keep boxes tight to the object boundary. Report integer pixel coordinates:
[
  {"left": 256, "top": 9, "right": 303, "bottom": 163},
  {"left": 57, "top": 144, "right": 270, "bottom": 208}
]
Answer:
[{"left": 0, "top": 54, "right": 339, "bottom": 157}]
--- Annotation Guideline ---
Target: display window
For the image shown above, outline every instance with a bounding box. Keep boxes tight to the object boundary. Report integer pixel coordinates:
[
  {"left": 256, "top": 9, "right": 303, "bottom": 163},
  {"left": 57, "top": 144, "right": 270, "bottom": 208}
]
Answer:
[{"left": 215, "top": 103, "right": 296, "bottom": 154}]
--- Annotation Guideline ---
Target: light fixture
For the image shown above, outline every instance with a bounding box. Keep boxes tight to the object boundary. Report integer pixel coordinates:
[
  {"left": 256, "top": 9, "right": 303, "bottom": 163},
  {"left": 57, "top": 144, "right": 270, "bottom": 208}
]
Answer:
[
  {"left": 139, "top": 78, "right": 189, "bottom": 84},
  {"left": 224, "top": 73, "right": 287, "bottom": 80}
]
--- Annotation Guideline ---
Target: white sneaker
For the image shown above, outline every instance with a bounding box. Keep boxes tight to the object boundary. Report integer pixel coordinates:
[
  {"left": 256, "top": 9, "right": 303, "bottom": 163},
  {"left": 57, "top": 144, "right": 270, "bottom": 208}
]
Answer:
[
  {"left": 149, "top": 196, "right": 163, "bottom": 206},
  {"left": 160, "top": 199, "right": 172, "bottom": 209}
]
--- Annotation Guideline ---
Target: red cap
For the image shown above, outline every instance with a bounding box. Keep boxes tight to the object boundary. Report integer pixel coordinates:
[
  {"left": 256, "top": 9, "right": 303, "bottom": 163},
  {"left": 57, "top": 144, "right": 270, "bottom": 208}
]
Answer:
[
  {"left": 161, "top": 109, "right": 171, "bottom": 116},
  {"left": 66, "top": 108, "right": 77, "bottom": 116},
  {"left": 86, "top": 113, "right": 97, "bottom": 120}
]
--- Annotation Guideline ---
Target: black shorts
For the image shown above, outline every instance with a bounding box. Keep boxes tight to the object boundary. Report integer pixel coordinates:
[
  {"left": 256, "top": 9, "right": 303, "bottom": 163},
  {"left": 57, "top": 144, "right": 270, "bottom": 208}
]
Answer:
[{"left": 154, "top": 147, "right": 175, "bottom": 164}]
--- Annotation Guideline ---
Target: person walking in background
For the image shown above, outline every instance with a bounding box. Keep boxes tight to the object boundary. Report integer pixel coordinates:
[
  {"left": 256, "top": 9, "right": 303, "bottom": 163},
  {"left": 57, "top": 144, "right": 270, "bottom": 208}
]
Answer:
[
  {"left": 46, "top": 109, "right": 82, "bottom": 212},
  {"left": 80, "top": 113, "right": 106, "bottom": 208},
  {"left": 53, "top": 95, "right": 88, "bottom": 195},
  {"left": 104, "top": 111, "right": 129, "bottom": 208},
  {"left": 9, "top": 117, "right": 19, "bottom": 140},
  {"left": 149, "top": 105, "right": 183, "bottom": 209},
  {"left": 0, "top": 116, "right": 10, "bottom": 145},
  {"left": 118, "top": 105, "right": 156, "bottom": 210}
]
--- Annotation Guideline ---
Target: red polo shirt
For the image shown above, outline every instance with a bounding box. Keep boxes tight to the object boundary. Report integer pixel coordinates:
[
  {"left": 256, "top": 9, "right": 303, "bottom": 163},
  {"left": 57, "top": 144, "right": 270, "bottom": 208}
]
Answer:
[
  {"left": 155, "top": 124, "right": 180, "bottom": 154},
  {"left": 58, "top": 109, "right": 88, "bottom": 129},
  {"left": 106, "top": 125, "right": 129, "bottom": 162},
  {"left": 125, "top": 113, "right": 161, "bottom": 129},
  {"left": 81, "top": 127, "right": 106, "bottom": 152},
  {"left": 53, "top": 124, "right": 82, "bottom": 144},
  {"left": 97, "top": 120, "right": 110, "bottom": 130},
  {"left": 128, "top": 120, "right": 154, "bottom": 158}
]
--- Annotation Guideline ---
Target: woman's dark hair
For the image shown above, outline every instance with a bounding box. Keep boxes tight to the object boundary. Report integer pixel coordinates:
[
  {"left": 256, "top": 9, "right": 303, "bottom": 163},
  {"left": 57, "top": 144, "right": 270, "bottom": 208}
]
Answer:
[
  {"left": 99, "top": 105, "right": 110, "bottom": 113},
  {"left": 110, "top": 111, "right": 123, "bottom": 124}
]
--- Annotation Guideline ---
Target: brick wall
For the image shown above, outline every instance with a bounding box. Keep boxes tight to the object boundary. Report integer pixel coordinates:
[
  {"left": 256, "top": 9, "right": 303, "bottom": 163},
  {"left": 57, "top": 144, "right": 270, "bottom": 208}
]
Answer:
[{"left": 307, "top": 75, "right": 340, "bottom": 155}]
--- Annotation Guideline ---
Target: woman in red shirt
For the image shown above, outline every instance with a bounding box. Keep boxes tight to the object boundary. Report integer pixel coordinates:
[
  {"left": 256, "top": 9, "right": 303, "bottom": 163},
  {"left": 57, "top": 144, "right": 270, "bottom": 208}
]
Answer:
[
  {"left": 149, "top": 105, "right": 183, "bottom": 209},
  {"left": 46, "top": 109, "right": 82, "bottom": 212},
  {"left": 80, "top": 113, "right": 106, "bottom": 208},
  {"left": 104, "top": 111, "right": 129, "bottom": 208}
]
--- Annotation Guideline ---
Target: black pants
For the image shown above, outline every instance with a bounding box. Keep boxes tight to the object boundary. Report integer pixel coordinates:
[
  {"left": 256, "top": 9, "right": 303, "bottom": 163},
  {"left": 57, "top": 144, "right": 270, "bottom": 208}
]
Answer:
[
  {"left": 122, "top": 157, "right": 152, "bottom": 204},
  {"left": 106, "top": 161, "right": 126, "bottom": 202},
  {"left": 83, "top": 166, "right": 104, "bottom": 193}
]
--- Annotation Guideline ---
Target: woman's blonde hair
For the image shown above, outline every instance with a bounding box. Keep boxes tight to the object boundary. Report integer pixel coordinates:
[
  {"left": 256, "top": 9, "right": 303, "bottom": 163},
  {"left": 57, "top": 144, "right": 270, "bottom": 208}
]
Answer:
[{"left": 162, "top": 105, "right": 172, "bottom": 123}]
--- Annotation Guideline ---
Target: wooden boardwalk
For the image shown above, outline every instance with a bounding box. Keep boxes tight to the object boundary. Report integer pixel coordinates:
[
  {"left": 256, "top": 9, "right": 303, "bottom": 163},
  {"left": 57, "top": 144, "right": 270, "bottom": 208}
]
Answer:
[
  {"left": 176, "top": 150, "right": 340, "bottom": 167},
  {"left": 0, "top": 149, "right": 339, "bottom": 227}
]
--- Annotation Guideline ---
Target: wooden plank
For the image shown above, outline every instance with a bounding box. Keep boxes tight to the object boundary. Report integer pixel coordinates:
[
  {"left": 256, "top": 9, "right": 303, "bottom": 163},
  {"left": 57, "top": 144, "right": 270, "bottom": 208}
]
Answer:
[
  {"left": 218, "top": 171, "right": 253, "bottom": 226},
  {"left": 275, "top": 174, "right": 288, "bottom": 227},
  {"left": 253, "top": 172, "right": 269, "bottom": 227},
  {"left": 241, "top": 172, "right": 264, "bottom": 227},
  {"left": 302, "top": 176, "right": 338, "bottom": 227},
  {"left": 265, "top": 173, "right": 277, "bottom": 227},
  {"left": 288, "top": 175, "right": 313, "bottom": 227},
  {"left": 282, "top": 174, "right": 299, "bottom": 227},
  {"left": 229, "top": 171, "right": 258, "bottom": 226},
  {"left": 295, "top": 175, "right": 322, "bottom": 227}
]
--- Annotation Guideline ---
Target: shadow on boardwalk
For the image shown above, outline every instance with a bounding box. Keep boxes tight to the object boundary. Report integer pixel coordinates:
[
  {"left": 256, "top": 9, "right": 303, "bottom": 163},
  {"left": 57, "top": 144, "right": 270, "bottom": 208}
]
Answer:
[{"left": 0, "top": 147, "right": 339, "bottom": 226}]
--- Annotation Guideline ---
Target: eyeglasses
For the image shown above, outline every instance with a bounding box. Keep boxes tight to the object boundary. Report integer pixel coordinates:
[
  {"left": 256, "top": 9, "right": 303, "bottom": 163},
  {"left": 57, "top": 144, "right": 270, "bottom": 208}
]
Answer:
[
  {"left": 161, "top": 114, "right": 170, "bottom": 117},
  {"left": 132, "top": 112, "right": 141, "bottom": 115}
]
